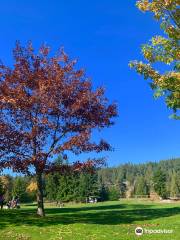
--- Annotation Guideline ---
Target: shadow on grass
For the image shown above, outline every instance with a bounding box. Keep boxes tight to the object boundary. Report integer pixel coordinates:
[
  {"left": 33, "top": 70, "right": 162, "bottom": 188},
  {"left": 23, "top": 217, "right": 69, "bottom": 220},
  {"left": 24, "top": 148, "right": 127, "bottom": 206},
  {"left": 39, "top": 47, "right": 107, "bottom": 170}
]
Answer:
[
  {"left": 24, "top": 203, "right": 37, "bottom": 207},
  {"left": 0, "top": 203, "right": 179, "bottom": 229}
]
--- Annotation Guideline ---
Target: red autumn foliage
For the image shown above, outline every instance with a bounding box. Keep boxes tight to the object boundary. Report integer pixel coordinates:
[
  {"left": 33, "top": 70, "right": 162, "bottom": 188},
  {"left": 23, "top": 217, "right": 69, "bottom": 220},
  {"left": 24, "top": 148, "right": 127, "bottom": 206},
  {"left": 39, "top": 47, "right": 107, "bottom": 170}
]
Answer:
[{"left": 0, "top": 42, "right": 117, "bottom": 215}]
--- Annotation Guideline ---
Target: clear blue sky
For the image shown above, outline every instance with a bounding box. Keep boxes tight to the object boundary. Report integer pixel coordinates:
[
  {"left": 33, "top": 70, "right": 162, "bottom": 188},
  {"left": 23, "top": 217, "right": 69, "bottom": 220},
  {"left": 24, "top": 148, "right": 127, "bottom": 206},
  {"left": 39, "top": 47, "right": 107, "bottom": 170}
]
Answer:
[{"left": 0, "top": 0, "right": 179, "bottom": 167}]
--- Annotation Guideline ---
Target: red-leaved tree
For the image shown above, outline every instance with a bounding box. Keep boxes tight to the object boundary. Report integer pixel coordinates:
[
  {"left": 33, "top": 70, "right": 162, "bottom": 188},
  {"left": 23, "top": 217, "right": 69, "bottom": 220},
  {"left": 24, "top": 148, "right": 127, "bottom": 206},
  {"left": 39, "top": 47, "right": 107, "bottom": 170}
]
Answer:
[{"left": 0, "top": 42, "right": 117, "bottom": 216}]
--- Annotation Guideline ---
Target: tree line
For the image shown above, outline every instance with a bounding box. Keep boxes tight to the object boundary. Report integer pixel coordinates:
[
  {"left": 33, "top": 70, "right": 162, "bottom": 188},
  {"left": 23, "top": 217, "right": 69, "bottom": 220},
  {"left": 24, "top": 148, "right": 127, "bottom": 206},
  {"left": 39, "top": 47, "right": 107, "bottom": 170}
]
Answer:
[
  {"left": 98, "top": 158, "right": 180, "bottom": 200},
  {"left": 1, "top": 158, "right": 179, "bottom": 203}
]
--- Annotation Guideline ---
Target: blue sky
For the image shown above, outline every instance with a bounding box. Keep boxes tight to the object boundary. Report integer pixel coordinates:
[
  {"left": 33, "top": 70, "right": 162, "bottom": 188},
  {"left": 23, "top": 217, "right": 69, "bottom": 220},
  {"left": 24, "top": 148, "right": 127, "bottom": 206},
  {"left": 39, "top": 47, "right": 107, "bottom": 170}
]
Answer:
[{"left": 0, "top": 0, "right": 179, "bottom": 167}]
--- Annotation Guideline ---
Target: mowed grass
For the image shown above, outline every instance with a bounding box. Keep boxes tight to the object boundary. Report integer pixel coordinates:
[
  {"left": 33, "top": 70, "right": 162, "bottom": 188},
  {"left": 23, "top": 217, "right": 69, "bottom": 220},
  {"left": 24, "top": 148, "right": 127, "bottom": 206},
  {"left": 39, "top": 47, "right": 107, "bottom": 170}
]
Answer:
[{"left": 0, "top": 200, "right": 180, "bottom": 240}]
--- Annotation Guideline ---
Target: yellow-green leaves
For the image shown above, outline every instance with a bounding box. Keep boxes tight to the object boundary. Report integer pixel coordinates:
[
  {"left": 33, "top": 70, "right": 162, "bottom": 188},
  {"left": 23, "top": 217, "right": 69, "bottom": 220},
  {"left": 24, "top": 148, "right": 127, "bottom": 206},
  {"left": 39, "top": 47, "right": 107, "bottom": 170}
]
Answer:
[{"left": 130, "top": 0, "right": 180, "bottom": 119}]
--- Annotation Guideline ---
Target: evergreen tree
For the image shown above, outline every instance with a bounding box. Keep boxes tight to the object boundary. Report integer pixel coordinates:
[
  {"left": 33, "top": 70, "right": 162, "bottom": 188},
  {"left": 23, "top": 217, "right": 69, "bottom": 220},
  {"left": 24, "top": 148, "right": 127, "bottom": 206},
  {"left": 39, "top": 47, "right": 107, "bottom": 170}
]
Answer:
[
  {"left": 170, "top": 171, "right": 180, "bottom": 198},
  {"left": 56, "top": 174, "right": 75, "bottom": 202},
  {"left": 12, "top": 177, "right": 29, "bottom": 202},
  {"left": 98, "top": 176, "right": 108, "bottom": 201},
  {"left": 134, "top": 176, "right": 149, "bottom": 196},
  {"left": 119, "top": 181, "right": 126, "bottom": 198},
  {"left": 45, "top": 173, "right": 60, "bottom": 201},
  {"left": 153, "top": 169, "right": 167, "bottom": 199},
  {"left": 46, "top": 155, "right": 69, "bottom": 202},
  {"left": 99, "top": 184, "right": 108, "bottom": 201},
  {"left": 107, "top": 186, "right": 119, "bottom": 201}
]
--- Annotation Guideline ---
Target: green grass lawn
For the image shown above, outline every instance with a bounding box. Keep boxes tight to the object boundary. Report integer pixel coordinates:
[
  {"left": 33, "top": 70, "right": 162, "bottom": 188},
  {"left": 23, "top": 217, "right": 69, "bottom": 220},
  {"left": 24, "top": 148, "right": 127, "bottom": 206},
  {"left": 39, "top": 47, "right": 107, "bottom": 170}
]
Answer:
[{"left": 0, "top": 200, "right": 179, "bottom": 240}]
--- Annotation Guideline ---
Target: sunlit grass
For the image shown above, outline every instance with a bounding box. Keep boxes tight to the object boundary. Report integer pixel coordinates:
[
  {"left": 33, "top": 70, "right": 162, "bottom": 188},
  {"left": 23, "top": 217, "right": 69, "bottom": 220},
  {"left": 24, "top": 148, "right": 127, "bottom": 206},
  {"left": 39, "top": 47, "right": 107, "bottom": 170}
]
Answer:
[{"left": 0, "top": 200, "right": 179, "bottom": 240}]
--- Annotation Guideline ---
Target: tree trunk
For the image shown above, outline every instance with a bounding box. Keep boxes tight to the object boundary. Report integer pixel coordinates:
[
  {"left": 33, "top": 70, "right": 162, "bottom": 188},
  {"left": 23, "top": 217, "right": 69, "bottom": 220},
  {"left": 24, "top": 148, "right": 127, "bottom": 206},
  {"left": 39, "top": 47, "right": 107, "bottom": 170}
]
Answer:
[{"left": 36, "top": 172, "right": 45, "bottom": 217}]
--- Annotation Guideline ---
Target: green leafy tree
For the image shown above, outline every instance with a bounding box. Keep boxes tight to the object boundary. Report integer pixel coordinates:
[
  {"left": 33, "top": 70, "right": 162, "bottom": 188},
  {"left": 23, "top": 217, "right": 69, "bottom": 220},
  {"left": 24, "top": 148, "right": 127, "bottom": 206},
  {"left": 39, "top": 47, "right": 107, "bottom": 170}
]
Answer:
[{"left": 130, "top": 0, "right": 180, "bottom": 119}]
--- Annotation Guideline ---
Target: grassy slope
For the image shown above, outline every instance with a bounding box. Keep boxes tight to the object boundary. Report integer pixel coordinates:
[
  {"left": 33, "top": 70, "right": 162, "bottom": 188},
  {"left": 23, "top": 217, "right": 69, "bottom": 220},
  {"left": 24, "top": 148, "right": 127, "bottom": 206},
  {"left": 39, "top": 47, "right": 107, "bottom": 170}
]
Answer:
[{"left": 0, "top": 200, "right": 179, "bottom": 240}]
